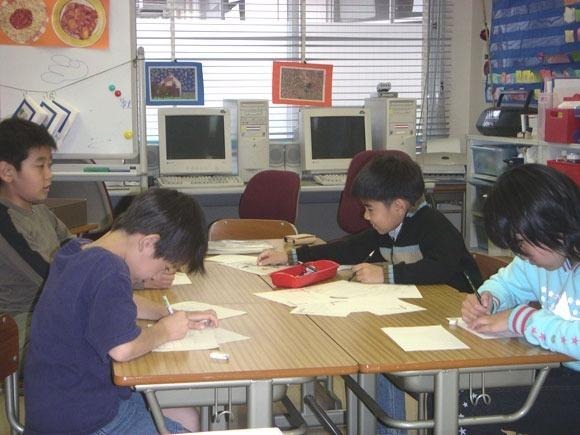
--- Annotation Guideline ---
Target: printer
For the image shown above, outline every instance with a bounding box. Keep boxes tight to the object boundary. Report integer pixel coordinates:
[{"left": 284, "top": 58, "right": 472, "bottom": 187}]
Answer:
[{"left": 416, "top": 152, "right": 466, "bottom": 185}]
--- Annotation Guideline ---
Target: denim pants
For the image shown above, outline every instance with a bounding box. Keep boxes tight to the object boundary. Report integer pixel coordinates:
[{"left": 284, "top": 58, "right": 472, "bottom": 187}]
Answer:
[
  {"left": 92, "top": 392, "right": 185, "bottom": 434},
  {"left": 377, "top": 374, "right": 407, "bottom": 435}
]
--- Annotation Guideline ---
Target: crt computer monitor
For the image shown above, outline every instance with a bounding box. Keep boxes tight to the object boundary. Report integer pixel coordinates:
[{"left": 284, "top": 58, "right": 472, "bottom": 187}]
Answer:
[
  {"left": 158, "top": 107, "right": 232, "bottom": 175},
  {"left": 299, "top": 107, "right": 372, "bottom": 174}
]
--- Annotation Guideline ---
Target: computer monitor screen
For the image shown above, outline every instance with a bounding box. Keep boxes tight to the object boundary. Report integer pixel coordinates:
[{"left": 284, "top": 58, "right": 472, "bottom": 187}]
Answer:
[
  {"left": 158, "top": 107, "right": 232, "bottom": 175},
  {"left": 300, "top": 107, "right": 372, "bottom": 173}
]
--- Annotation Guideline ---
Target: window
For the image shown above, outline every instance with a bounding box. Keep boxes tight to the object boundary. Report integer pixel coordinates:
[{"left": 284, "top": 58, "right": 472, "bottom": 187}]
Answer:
[{"left": 136, "top": 0, "right": 450, "bottom": 147}]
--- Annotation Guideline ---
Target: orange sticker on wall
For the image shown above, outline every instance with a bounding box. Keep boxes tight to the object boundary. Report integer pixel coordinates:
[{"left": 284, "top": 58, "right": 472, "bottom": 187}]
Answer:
[{"left": 0, "top": 0, "right": 109, "bottom": 49}]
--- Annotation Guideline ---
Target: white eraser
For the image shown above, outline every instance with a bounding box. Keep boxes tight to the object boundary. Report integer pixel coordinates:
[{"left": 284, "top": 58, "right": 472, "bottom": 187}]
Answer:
[
  {"left": 209, "top": 351, "right": 230, "bottom": 361},
  {"left": 448, "top": 318, "right": 458, "bottom": 326}
]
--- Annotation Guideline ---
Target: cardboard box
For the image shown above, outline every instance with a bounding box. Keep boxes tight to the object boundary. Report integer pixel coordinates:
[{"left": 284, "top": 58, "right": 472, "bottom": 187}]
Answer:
[{"left": 45, "top": 198, "right": 87, "bottom": 229}]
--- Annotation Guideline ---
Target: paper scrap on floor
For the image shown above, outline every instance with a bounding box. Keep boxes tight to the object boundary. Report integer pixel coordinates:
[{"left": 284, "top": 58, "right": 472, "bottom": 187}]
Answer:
[
  {"left": 172, "top": 272, "right": 192, "bottom": 285},
  {"left": 207, "top": 240, "right": 273, "bottom": 255},
  {"left": 154, "top": 327, "right": 249, "bottom": 352},
  {"left": 171, "top": 301, "right": 246, "bottom": 320},
  {"left": 206, "top": 254, "right": 287, "bottom": 276},
  {"left": 382, "top": 325, "right": 469, "bottom": 351},
  {"left": 447, "top": 317, "right": 520, "bottom": 339}
]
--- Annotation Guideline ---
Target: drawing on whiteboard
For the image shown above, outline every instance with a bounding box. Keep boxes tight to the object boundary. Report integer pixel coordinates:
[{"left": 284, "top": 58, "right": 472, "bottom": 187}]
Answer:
[{"left": 41, "top": 55, "right": 89, "bottom": 84}]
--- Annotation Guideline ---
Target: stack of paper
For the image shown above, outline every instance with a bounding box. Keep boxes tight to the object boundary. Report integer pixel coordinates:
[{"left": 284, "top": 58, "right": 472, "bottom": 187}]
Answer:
[
  {"left": 206, "top": 254, "right": 287, "bottom": 276},
  {"left": 207, "top": 240, "right": 273, "bottom": 255}
]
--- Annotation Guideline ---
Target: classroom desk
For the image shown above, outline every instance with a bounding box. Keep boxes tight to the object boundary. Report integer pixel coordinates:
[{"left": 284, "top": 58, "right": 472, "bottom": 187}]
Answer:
[
  {"left": 309, "top": 284, "right": 572, "bottom": 434},
  {"left": 112, "top": 266, "right": 358, "bottom": 431}
]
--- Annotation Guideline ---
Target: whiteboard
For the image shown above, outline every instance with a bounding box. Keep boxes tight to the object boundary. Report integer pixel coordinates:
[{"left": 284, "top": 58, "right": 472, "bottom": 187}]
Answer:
[{"left": 0, "top": 1, "right": 137, "bottom": 159}]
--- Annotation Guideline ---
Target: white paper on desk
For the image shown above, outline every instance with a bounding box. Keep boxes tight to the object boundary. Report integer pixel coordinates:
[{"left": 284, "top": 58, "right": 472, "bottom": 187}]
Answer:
[
  {"left": 308, "top": 280, "right": 422, "bottom": 299},
  {"left": 363, "top": 297, "right": 426, "bottom": 316},
  {"left": 382, "top": 325, "right": 469, "bottom": 352},
  {"left": 254, "top": 289, "right": 329, "bottom": 307},
  {"left": 171, "top": 301, "right": 246, "bottom": 320},
  {"left": 447, "top": 317, "right": 520, "bottom": 339},
  {"left": 291, "top": 300, "right": 352, "bottom": 317},
  {"left": 206, "top": 254, "right": 286, "bottom": 276},
  {"left": 207, "top": 240, "right": 273, "bottom": 255},
  {"left": 172, "top": 272, "right": 192, "bottom": 285},
  {"left": 154, "top": 327, "right": 249, "bottom": 352}
]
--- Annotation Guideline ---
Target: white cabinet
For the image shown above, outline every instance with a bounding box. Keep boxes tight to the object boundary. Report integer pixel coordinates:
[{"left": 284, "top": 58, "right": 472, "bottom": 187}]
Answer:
[{"left": 465, "top": 135, "right": 580, "bottom": 254}]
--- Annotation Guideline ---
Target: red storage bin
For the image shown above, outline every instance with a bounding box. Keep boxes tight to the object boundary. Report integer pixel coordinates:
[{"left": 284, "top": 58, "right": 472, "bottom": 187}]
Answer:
[
  {"left": 547, "top": 160, "right": 580, "bottom": 185},
  {"left": 270, "top": 260, "right": 339, "bottom": 288},
  {"left": 544, "top": 108, "right": 580, "bottom": 144}
]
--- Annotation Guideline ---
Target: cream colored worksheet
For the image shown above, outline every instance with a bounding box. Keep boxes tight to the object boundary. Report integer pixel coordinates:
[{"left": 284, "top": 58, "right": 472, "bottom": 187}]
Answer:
[
  {"left": 382, "top": 325, "right": 470, "bottom": 351},
  {"left": 206, "top": 254, "right": 286, "bottom": 276},
  {"left": 154, "top": 327, "right": 249, "bottom": 352}
]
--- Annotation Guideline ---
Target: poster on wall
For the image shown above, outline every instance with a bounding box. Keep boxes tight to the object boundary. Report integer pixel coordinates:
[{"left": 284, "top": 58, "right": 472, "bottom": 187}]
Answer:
[
  {"left": 272, "top": 61, "right": 333, "bottom": 107},
  {"left": 145, "top": 61, "right": 204, "bottom": 106},
  {"left": 0, "top": 0, "right": 109, "bottom": 48}
]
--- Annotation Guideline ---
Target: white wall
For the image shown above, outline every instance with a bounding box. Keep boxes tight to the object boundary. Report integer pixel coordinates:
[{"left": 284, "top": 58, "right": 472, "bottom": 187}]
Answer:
[{"left": 447, "top": 0, "right": 491, "bottom": 152}]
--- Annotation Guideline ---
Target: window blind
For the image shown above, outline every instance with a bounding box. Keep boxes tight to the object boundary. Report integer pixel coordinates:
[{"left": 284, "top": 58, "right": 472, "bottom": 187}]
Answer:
[{"left": 135, "top": 0, "right": 450, "bottom": 147}]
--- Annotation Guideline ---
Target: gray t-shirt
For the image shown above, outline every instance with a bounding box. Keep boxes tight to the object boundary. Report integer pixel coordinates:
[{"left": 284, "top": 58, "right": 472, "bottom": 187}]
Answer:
[{"left": 0, "top": 197, "right": 71, "bottom": 314}]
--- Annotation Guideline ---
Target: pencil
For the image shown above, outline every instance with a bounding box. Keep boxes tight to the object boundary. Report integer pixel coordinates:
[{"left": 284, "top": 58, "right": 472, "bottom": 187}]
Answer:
[
  {"left": 348, "top": 249, "right": 376, "bottom": 282},
  {"left": 463, "top": 271, "right": 483, "bottom": 306},
  {"left": 162, "top": 295, "right": 174, "bottom": 314}
]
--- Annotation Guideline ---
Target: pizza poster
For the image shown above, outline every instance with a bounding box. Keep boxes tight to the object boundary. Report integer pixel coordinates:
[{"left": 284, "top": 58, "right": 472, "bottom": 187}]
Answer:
[{"left": 0, "top": 0, "right": 109, "bottom": 49}]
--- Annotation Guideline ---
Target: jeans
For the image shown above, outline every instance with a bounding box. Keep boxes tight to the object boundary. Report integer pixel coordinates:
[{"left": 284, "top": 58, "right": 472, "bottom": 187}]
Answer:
[
  {"left": 377, "top": 374, "right": 407, "bottom": 435},
  {"left": 92, "top": 392, "right": 185, "bottom": 434}
]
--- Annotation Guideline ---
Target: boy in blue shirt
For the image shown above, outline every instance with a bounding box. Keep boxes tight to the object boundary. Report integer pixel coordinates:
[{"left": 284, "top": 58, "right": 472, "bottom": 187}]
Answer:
[
  {"left": 461, "top": 164, "right": 579, "bottom": 434},
  {"left": 24, "top": 188, "right": 218, "bottom": 434}
]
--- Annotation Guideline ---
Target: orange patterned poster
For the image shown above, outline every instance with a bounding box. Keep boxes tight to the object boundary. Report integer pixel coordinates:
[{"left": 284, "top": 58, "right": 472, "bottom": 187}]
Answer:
[
  {"left": 272, "top": 61, "right": 333, "bottom": 107},
  {"left": 0, "top": 0, "right": 109, "bottom": 48}
]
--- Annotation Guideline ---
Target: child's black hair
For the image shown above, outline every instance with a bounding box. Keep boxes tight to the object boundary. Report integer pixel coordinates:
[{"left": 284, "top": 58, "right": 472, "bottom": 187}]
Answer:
[
  {"left": 0, "top": 118, "right": 57, "bottom": 170},
  {"left": 484, "top": 164, "right": 580, "bottom": 262},
  {"left": 112, "top": 188, "right": 208, "bottom": 274},
  {"left": 351, "top": 154, "right": 425, "bottom": 205}
]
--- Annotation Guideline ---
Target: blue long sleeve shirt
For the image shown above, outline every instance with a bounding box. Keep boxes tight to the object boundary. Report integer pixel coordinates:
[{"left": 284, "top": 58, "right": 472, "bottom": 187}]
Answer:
[{"left": 480, "top": 256, "right": 579, "bottom": 371}]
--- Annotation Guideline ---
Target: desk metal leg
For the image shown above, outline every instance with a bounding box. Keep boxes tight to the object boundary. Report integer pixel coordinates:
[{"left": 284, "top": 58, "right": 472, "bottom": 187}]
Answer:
[
  {"left": 346, "top": 375, "right": 358, "bottom": 434},
  {"left": 433, "top": 370, "right": 459, "bottom": 435},
  {"left": 144, "top": 389, "right": 169, "bottom": 434},
  {"left": 358, "top": 373, "right": 377, "bottom": 435},
  {"left": 247, "top": 379, "right": 273, "bottom": 428}
]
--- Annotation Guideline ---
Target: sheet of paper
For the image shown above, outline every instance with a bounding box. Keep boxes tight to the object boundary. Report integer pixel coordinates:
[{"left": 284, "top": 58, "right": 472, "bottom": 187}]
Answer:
[
  {"left": 447, "top": 317, "right": 520, "bottom": 340},
  {"left": 207, "top": 240, "right": 273, "bottom": 255},
  {"left": 254, "top": 289, "right": 329, "bottom": 307},
  {"left": 291, "top": 301, "right": 352, "bottom": 317},
  {"left": 172, "top": 272, "right": 192, "bottom": 285},
  {"left": 171, "top": 301, "right": 246, "bottom": 320},
  {"left": 363, "top": 297, "right": 426, "bottom": 316},
  {"left": 382, "top": 325, "right": 469, "bottom": 351},
  {"left": 206, "top": 254, "right": 286, "bottom": 276},
  {"left": 154, "top": 327, "right": 249, "bottom": 352},
  {"left": 308, "top": 281, "right": 422, "bottom": 300}
]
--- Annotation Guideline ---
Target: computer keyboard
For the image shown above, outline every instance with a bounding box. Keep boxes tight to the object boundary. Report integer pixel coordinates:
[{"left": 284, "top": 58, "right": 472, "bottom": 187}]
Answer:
[
  {"left": 313, "top": 173, "right": 347, "bottom": 186},
  {"left": 157, "top": 175, "right": 244, "bottom": 189}
]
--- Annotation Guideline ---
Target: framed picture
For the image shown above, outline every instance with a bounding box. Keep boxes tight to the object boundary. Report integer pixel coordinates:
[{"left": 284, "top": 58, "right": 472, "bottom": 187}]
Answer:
[
  {"left": 145, "top": 61, "right": 204, "bottom": 106},
  {"left": 272, "top": 61, "right": 333, "bottom": 107}
]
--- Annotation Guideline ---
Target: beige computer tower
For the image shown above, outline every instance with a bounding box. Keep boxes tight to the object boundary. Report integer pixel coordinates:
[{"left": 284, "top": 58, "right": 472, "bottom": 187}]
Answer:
[{"left": 364, "top": 97, "right": 417, "bottom": 159}]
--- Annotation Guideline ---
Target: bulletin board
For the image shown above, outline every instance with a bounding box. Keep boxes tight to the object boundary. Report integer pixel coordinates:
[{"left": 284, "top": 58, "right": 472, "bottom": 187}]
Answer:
[
  {"left": 0, "top": 1, "right": 138, "bottom": 158},
  {"left": 487, "top": 0, "right": 580, "bottom": 103}
]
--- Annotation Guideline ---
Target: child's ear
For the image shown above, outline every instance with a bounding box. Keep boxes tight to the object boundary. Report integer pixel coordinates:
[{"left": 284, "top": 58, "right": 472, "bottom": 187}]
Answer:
[
  {"left": 0, "top": 161, "right": 15, "bottom": 182},
  {"left": 139, "top": 234, "right": 161, "bottom": 253}
]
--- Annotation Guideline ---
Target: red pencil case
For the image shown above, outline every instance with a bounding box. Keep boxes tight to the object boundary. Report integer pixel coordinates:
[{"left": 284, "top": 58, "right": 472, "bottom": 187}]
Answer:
[{"left": 270, "top": 260, "right": 339, "bottom": 288}]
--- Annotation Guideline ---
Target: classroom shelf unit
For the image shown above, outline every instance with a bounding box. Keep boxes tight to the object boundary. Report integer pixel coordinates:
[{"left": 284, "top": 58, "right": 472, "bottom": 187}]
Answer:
[{"left": 465, "top": 134, "right": 580, "bottom": 255}]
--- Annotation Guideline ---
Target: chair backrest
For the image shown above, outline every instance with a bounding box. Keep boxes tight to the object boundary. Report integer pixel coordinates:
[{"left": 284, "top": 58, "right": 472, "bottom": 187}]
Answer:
[
  {"left": 337, "top": 150, "right": 412, "bottom": 234},
  {"left": 1, "top": 314, "right": 24, "bottom": 433},
  {"left": 239, "top": 170, "right": 301, "bottom": 224},
  {"left": 472, "top": 252, "right": 510, "bottom": 280},
  {"left": 208, "top": 218, "right": 298, "bottom": 241}
]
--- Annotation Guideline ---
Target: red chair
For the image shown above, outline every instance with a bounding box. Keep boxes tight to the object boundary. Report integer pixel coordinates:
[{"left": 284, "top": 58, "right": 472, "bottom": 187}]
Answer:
[
  {"left": 239, "top": 170, "right": 301, "bottom": 224},
  {"left": 337, "top": 150, "right": 412, "bottom": 234}
]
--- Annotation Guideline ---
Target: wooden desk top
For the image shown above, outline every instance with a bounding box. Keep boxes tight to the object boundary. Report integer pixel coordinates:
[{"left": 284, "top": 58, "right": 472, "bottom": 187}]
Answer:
[
  {"left": 310, "top": 284, "right": 572, "bottom": 373},
  {"left": 113, "top": 275, "right": 357, "bottom": 387}
]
